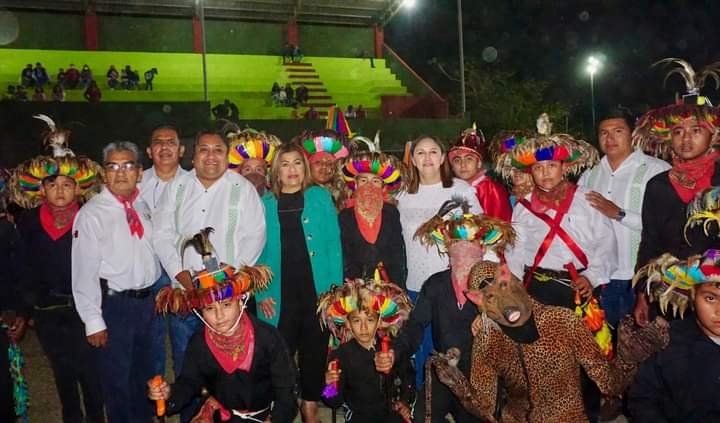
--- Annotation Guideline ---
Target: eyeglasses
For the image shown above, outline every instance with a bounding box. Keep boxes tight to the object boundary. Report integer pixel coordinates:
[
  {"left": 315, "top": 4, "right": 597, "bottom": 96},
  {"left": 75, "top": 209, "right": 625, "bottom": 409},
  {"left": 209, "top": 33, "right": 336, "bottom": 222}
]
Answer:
[{"left": 104, "top": 162, "right": 139, "bottom": 172}]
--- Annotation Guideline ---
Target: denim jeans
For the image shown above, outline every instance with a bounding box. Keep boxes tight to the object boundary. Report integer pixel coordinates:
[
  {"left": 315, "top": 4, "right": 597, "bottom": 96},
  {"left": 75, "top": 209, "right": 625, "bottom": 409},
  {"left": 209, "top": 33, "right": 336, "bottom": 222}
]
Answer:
[
  {"left": 600, "top": 279, "right": 635, "bottom": 328},
  {"left": 407, "top": 290, "right": 434, "bottom": 390},
  {"left": 96, "top": 293, "right": 155, "bottom": 423}
]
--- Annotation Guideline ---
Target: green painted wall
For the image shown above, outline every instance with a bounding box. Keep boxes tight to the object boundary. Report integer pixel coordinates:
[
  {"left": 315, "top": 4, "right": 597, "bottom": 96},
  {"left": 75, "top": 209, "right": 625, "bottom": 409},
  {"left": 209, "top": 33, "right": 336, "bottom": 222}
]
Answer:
[
  {"left": 299, "top": 25, "right": 374, "bottom": 58},
  {"left": 205, "top": 21, "right": 283, "bottom": 55},
  {"left": 0, "top": 11, "right": 84, "bottom": 50},
  {"left": 98, "top": 15, "right": 193, "bottom": 52}
]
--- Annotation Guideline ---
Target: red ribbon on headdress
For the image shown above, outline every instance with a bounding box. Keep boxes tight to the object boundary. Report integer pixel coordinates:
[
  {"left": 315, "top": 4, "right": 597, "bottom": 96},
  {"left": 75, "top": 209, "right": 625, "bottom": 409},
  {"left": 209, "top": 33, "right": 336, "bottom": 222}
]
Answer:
[{"left": 112, "top": 189, "right": 144, "bottom": 239}]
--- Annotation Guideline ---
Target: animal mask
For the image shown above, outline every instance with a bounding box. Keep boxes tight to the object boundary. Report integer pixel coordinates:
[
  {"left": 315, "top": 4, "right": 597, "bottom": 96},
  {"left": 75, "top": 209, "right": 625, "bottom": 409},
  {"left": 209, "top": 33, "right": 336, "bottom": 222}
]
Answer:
[{"left": 466, "top": 262, "right": 533, "bottom": 327}]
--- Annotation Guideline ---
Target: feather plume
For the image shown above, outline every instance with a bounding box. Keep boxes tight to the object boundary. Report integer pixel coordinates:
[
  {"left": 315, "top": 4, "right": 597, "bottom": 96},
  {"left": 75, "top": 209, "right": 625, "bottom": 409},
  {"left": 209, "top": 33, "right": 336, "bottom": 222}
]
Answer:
[
  {"left": 181, "top": 227, "right": 215, "bottom": 259},
  {"left": 653, "top": 58, "right": 720, "bottom": 95},
  {"left": 33, "top": 114, "right": 56, "bottom": 132}
]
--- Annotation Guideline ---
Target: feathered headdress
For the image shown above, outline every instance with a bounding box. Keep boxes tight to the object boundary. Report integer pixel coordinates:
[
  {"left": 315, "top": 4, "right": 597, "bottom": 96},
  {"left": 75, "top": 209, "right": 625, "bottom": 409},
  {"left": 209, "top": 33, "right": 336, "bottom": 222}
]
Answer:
[
  {"left": 326, "top": 105, "right": 354, "bottom": 139},
  {"left": 632, "top": 59, "right": 720, "bottom": 160},
  {"left": 317, "top": 277, "right": 412, "bottom": 349},
  {"left": 508, "top": 133, "right": 599, "bottom": 175},
  {"left": 155, "top": 227, "right": 272, "bottom": 315},
  {"left": 225, "top": 126, "right": 281, "bottom": 169},
  {"left": 684, "top": 186, "right": 720, "bottom": 242},
  {"left": 449, "top": 123, "right": 487, "bottom": 161},
  {"left": 10, "top": 115, "right": 102, "bottom": 209},
  {"left": 414, "top": 197, "right": 516, "bottom": 256},
  {"left": 341, "top": 131, "right": 405, "bottom": 194},
  {"left": 298, "top": 129, "right": 351, "bottom": 161},
  {"left": 632, "top": 249, "right": 720, "bottom": 318}
]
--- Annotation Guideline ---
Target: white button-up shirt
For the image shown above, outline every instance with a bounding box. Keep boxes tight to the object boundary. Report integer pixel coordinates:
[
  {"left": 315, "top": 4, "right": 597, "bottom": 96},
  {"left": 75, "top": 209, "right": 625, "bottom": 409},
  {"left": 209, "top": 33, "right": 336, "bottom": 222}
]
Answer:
[
  {"left": 578, "top": 150, "right": 670, "bottom": 279},
  {"left": 153, "top": 170, "right": 266, "bottom": 284},
  {"left": 506, "top": 186, "right": 618, "bottom": 287},
  {"left": 71, "top": 187, "right": 161, "bottom": 336},
  {"left": 139, "top": 166, "right": 189, "bottom": 210}
]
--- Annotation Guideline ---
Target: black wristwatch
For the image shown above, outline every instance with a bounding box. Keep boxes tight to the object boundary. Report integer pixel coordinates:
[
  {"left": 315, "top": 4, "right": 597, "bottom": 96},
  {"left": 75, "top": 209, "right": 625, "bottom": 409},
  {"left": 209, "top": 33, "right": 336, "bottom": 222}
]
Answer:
[{"left": 615, "top": 209, "right": 626, "bottom": 222}]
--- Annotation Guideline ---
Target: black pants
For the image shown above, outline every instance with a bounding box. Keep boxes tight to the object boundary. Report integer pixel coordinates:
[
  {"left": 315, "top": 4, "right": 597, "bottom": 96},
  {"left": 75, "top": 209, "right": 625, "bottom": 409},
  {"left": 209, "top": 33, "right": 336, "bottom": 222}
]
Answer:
[
  {"left": 413, "top": 371, "right": 483, "bottom": 423},
  {"left": 34, "top": 307, "right": 105, "bottom": 423},
  {"left": 278, "top": 299, "right": 328, "bottom": 402}
]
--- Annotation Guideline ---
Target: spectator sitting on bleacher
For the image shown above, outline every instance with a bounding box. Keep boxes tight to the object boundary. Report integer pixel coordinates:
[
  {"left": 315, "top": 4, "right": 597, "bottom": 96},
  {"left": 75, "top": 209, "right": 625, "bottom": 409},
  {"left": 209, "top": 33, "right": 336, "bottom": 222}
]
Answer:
[
  {"left": 282, "top": 43, "right": 293, "bottom": 64},
  {"left": 3, "top": 85, "right": 15, "bottom": 102},
  {"left": 296, "top": 83, "right": 309, "bottom": 105},
  {"left": 56, "top": 68, "right": 66, "bottom": 88},
  {"left": 291, "top": 44, "right": 303, "bottom": 63},
  {"left": 83, "top": 80, "right": 101, "bottom": 103},
  {"left": 212, "top": 100, "right": 235, "bottom": 120},
  {"left": 52, "top": 83, "right": 65, "bottom": 102},
  {"left": 272, "top": 81, "right": 281, "bottom": 96},
  {"left": 121, "top": 65, "right": 140, "bottom": 90},
  {"left": 65, "top": 64, "right": 80, "bottom": 89},
  {"left": 33, "top": 62, "right": 50, "bottom": 88},
  {"left": 227, "top": 99, "right": 239, "bottom": 121},
  {"left": 356, "top": 105, "right": 366, "bottom": 119},
  {"left": 345, "top": 105, "right": 357, "bottom": 119},
  {"left": 79, "top": 64, "right": 93, "bottom": 88},
  {"left": 144, "top": 68, "right": 158, "bottom": 90},
  {"left": 107, "top": 65, "right": 120, "bottom": 89},
  {"left": 32, "top": 87, "right": 47, "bottom": 102},
  {"left": 276, "top": 89, "right": 287, "bottom": 106},
  {"left": 15, "top": 85, "right": 28, "bottom": 101},
  {"left": 284, "top": 83, "right": 294, "bottom": 106},
  {"left": 304, "top": 106, "right": 319, "bottom": 120},
  {"left": 21, "top": 64, "right": 34, "bottom": 88}
]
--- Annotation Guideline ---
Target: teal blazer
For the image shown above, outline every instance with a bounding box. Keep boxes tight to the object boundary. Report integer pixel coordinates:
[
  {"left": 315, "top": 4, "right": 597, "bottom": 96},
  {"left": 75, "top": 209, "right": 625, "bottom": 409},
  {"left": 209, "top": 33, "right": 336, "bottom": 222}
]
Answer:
[{"left": 255, "top": 186, "right": 343, "bottom": 327}]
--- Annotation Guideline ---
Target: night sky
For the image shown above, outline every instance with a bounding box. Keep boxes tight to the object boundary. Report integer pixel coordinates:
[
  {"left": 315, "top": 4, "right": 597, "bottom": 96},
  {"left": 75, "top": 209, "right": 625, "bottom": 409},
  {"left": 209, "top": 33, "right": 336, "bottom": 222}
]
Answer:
[{"left": 386, "top": 0, "right": 720, "bottom": 125}]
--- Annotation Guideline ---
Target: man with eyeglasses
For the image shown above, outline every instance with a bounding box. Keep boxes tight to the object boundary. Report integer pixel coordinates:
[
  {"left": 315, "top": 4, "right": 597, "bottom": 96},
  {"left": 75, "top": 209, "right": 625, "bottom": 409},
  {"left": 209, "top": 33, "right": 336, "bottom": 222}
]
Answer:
[
  {"left": 71, "top": 142, "right": 160, "bottom": 423},
  {"left": 137, "top": 124, "right": 193, "bottom": 417},
  {"left": 152, "top": 131, "right": 266, "bottom": 420}
]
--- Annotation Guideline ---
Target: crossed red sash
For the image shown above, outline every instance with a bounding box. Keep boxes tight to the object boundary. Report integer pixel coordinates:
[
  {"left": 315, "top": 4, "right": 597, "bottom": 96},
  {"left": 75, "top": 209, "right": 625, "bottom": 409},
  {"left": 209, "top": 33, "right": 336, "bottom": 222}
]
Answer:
[{"left": 518, "top": 186, "right": 588, "bottom": 287}]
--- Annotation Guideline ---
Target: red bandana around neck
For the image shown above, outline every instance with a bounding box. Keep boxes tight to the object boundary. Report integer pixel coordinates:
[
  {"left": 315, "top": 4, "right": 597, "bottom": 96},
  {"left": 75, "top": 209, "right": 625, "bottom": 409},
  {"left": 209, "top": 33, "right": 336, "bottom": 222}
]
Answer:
[
  {"left": 112, "top": 189, "right": 144, "bottom": 239},
  {"left": 205, "top": 312, "right": 255, "bottom": 374},
  {"left": 448, "top": 241, "right": 485, "bottom": 307},
  {"left": 39, "top": 201, "right": 79, "bottom": 241},
  {"left": 668, "top": 151, "right": 719, "bottom": 203},
  {"left": 530, "top": 180, "right": 575, "bottom": 214},
  {"left": 348, "top": 184, "right": 385, "bottom": 244}
]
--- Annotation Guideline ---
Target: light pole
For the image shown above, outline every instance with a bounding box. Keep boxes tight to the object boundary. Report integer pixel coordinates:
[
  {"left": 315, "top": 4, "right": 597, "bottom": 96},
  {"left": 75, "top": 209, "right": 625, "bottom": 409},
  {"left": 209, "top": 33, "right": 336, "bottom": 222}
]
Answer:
[
  {"left": 586, "top": 56, "right": 601, "bottom": 130},
  {"left": 457, "top": 0, "right": 466, "bottom": 116}
]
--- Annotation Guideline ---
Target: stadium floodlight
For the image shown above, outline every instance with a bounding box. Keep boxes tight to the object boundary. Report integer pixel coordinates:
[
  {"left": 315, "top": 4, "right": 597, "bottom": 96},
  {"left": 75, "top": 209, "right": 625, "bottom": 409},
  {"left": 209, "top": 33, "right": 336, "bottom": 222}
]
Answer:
[{"left": 402, "top": 0, "right": 417, "bottom": 9}]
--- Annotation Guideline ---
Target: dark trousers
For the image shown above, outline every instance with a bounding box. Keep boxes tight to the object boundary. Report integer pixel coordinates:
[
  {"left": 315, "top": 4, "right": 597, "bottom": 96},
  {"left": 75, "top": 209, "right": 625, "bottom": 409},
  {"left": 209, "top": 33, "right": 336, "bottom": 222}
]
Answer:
[
  {"left": 413, "top": 371, "right": 483, "bottom": 423},
  {"left": 0, "top": 331, "right": 14, "bottom": 422},
  {"left": 35, "top": 307, "right": 105, "bottom": 423},
  {"left": 97, "top": 293, "right": 155, "bottom": 423}
]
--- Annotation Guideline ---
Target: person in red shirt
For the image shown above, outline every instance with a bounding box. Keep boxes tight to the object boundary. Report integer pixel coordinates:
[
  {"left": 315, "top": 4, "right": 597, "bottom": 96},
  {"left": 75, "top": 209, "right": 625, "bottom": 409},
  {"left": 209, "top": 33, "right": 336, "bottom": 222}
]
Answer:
[
  {"left": 83, "top": 80, "right": 101, "bottom": 103},
  {"left": 449, "top": 124, "right": 512, "bottom": 221}
]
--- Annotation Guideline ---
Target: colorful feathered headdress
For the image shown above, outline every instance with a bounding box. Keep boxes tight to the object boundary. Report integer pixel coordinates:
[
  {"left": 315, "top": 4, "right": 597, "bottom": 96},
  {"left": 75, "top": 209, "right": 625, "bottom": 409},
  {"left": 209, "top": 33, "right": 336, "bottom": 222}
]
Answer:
[
  {"left": 326, "top": 105, "right": 354, "bottom": 139},
  {"left": 685, "top": 186, "right": 720, "bottom": 242},
  {"left": 226, "top": 127, "right": 281, "bottom": 169},
  {"left": 298, "top": 129, "right": 351, "bottom": 162},
  {"left": 508, "top": 132, "right": 599, "bottom": 175},
  {"left": 632, "top": 249, "right": 720, "bottom": 318},
  {"left": 317, "top": 277, "right": 412, "bottom": 349},
  {"left": 155, "top": 227, "right": 272, "bottom": 315},
  {"left": 10, "top": 115, "right": 101, "bottom": 209},
  {"left": 632, "top": 59, "right": 720, "bottom": 160},
  {"left": 449, "top": 123, "right": 487, "bottom": 161},
  {"left": 414, "top": 197, "right": 516, "bottom": 256},
  {"left": 341, "top": 132, "right": 405, "bottom": 194}
]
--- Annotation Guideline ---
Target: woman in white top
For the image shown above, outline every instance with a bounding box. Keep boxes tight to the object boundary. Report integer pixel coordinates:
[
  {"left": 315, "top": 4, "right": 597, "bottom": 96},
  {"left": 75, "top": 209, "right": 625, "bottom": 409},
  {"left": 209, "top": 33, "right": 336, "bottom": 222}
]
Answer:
[{"left": 395, "top": 135, "right": 482, "bottom": 387}]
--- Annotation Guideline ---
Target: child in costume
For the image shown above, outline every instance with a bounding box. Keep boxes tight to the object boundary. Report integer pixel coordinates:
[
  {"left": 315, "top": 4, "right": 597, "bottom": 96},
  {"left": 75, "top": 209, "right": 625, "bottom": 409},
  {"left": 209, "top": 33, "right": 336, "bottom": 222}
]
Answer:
[
  {"left": 449, "top": 124, "right": 512, "bottom": 220},
  {"left": 225, "top": 126, "right": 281, "bottom": 196},
  {"left": 339, "top": 133, "right": 407, "bottom": 287},
  {"left": 318, "top": 277, "right": 414, "bottom": 422},
  {"left": 429, "top": 261, "right": 669, "bottom": 423},
  {"left": 379, "top": 203, "right": 515, "bottom": 422},
  {"left": 631, "top": 59, "right": 720, "bottom": 326},
  {"left": 10, "top": 115, "right": 105, "bottom": 423},
  {"left": 148, "top": 228, "right": 297, "bottom": 423},
  {"left": 629, "top": 249, "right": 720, "bottom": 422}
]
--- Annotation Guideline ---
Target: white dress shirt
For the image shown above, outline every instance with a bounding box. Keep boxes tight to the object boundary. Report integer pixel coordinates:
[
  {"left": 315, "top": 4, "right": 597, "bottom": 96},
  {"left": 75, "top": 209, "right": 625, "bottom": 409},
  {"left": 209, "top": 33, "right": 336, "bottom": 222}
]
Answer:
[
  {"left": 71, "top": 187, "right": 161, "bottom": 336},
  {"left": 396, "top": 179, "right": 483, "bottom": 292},
  {"left": 139, "top": 166, "right": 189, "bottom": 210},
  {"left": 506, "top": 186, "right": 618, "bottom": 287},
  {"left": 578, "top": 150, "right": 670, "bottom": 279},
  {"left": 153, "top": 170, "right": 266, "bottom": 284}
]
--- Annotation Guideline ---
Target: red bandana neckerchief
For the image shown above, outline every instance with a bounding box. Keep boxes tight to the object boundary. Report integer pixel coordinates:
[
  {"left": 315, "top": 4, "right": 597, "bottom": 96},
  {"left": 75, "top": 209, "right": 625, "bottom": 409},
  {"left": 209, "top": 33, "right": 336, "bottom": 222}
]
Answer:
[
  {"left": 347, "top": 184, "right": 386, "bottom": 244},
  {"left": 39, "top": 201, "right": 79, "bottom": 241},
  {"left": 530, "top": 180, "right": 574, "bottom": 214},
  {"left": 448, "top": 241, "right": 485, "bottom": 308},
  {"left": 668, "top": 151, "right": 719, "bottom": 204},
  {"left": 111, "top": 189, "right": 144, "bottom": 239},
  {"left": 205, "top": 312, "right": 255, "bottom": 374}
]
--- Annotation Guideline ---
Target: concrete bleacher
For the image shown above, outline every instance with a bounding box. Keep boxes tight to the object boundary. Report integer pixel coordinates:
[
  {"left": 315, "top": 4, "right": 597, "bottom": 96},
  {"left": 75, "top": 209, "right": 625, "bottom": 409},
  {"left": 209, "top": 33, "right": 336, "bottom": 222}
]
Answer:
[{"left": 0, "top": 49, "right": 409, "bottom": 119}]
